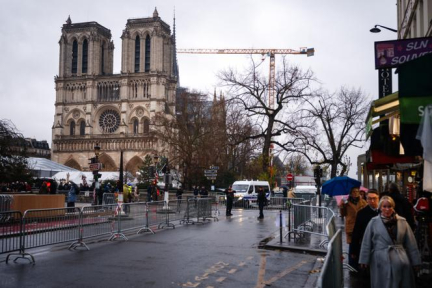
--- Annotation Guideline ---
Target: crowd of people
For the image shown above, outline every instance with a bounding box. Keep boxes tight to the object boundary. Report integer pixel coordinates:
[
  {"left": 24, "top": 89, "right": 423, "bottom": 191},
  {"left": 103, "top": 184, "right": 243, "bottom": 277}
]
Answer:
[
  {"left": 339, "top": 183, "right": 422, "bottom": 287},
  {"left": 1, "top": 181, "right": 32, "bottom": 192}
]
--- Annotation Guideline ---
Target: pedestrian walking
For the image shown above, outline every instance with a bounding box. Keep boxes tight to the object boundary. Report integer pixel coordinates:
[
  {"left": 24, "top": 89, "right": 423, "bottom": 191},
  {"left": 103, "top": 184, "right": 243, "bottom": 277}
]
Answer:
[
  {"left": 359, "top": 196, "right": 421, "bottom": 288},
  {"left": 193, "top": 186, "right": 199, "bottom": 198},
  {"left": 339, "top": 186, "right": 367, "bottom": 268},
  {"left": 147, "top": 185, "right": 152, "bottom": 202},
  {"left": 350, "top": 189, "right": 380, "bottom": 271},
  {"left": 257, "top": 186, "right": 266, "bottom": 219},
  {"left": 176, "top": 185, "right": 183, "bottom": 200},
  {"left": 225, "top": 186, "right": 235, "bottom": 216},
  {"left": 388, "top": 182, "right": 416, "bottom": 230},
  {"left": 67, "top": 181, "right": 78, "bottom": 212}
]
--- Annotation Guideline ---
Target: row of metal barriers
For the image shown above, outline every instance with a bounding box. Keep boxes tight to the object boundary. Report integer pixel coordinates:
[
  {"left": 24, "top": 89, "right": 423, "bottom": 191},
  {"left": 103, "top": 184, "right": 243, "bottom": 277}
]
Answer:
[{"left": 0, "top": 197, "right": 218, "bottom": 264}]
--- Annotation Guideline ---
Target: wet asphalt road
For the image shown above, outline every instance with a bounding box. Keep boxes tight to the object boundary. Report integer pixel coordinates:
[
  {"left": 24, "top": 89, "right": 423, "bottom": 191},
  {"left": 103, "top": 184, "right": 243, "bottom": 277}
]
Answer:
[{"left": 0, "top": 210, "right": 318, "bottom": 288}]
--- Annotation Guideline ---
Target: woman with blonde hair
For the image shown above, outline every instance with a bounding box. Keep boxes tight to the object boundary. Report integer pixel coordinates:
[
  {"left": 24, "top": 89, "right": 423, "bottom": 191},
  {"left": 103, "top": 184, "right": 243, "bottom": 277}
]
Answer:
[{"left": 359, "top": 196, "right": 421, "bottom": 287}]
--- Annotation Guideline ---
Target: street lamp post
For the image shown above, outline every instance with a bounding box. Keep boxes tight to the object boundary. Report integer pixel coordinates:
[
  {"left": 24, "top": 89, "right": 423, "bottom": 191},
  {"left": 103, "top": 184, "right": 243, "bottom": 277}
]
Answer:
[
  {"left": 370, "top": 25, "right": 398, "bottom": 33},
  {"left": 93, "top": 143, "right": 101, "bottom": 205}
]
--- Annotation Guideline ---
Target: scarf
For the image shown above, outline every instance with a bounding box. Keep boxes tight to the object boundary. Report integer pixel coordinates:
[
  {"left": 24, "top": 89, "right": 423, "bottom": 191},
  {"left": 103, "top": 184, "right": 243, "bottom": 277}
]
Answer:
[
  {"left": 348, "top": 195, "right": 360, "bottom": 205},
  {"left": 381, "top": 213, "right": 397, "bottom": 242}
]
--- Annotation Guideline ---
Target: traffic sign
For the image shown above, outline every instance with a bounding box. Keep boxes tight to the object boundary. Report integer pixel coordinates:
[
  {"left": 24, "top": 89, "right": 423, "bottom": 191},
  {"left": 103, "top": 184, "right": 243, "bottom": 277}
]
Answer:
[
  {"left": 204, "top": 173, "right": 218, "bottom": 177},
  {"left": 206, "top": 177, "right": 217, "bottom": 180},
  {"left": 204, "top": 170, "right": 218, "bottom": 174},
  {"left": 286, "top": 173, "right": 294, "bottom": 181},
  {"left": 209, "top": 166, "right": 219, "bottom": 170},
  {"left": 89, "top": 163, "right": 102, "bottom": 171}
]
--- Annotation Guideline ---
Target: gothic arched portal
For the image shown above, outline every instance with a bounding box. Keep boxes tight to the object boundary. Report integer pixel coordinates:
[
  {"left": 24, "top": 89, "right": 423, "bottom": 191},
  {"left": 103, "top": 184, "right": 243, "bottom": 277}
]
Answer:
[
  {"left": 99, "top": 153, "right": 117, "bottom": 171},
  {"left": 64, "top": 158, "right": 81, "bottom": 170},
  {"left": 125, "top": 156, "right": 144, "bottom": 176}
]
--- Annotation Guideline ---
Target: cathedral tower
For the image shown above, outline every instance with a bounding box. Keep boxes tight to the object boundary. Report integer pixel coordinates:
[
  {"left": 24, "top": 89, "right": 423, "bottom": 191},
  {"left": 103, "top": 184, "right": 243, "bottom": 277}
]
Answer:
[{"left": 52, "top": 10, "right": 178, "bottom": 175}]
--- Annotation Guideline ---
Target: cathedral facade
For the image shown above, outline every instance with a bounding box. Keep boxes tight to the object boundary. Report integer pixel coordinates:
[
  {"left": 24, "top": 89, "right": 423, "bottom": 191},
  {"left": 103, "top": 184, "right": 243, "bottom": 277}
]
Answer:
[{"left": 51, "top": 9, "right": 178, "bottom": 175}]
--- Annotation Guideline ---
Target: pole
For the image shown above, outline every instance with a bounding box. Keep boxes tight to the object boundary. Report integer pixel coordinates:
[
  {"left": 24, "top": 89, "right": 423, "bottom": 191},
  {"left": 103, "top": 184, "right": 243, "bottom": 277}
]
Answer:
[
  {"left": 119, "top": 150, "right": 123, "bottom": 193},
  {"left": 279, "top": 210, "right": 283, "bottom": 243},
  {"left": 288, "top": 202, "right": 291, "bottom": 242}
]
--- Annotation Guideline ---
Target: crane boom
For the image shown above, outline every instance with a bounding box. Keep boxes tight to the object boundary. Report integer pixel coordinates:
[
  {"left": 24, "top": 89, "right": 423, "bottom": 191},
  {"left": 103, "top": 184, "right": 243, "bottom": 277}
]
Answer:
[{"left": 177, "top": 48, "right": 314, "bottom": 56}]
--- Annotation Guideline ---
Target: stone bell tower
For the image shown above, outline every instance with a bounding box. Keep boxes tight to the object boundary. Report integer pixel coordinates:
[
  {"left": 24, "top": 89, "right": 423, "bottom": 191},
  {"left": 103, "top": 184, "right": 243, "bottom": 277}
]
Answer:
[{"left": 52, "top": 10, "right": 178, "bottom": 175}]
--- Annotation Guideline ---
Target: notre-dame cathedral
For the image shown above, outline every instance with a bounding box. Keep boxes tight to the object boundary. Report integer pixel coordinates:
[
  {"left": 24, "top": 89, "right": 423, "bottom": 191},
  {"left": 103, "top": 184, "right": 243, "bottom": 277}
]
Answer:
[{"left": 51, "top": 8, "right": 178, "bottom": 175}]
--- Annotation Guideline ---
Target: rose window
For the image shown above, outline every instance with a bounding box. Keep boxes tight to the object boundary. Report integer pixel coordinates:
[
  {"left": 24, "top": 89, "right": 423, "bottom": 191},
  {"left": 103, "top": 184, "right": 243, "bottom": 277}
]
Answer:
[{"left": 99, "top": 109, "right": 120, "bottom": 133}]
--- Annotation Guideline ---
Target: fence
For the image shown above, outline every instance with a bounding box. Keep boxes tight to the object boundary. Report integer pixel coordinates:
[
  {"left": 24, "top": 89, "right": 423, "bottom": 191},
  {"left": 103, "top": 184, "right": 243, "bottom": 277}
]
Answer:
[
  {"left": 0, "top": 198, "right": 219, "bottom": 263},
  {"left": 0, "top": 195, "right": 14, "bottom": 212},
  {"left": 286, "top": 204, "right": 334, "bottom": 242},
  {"left": 316, "top": 229, "right": 344, "bottom": 288}
]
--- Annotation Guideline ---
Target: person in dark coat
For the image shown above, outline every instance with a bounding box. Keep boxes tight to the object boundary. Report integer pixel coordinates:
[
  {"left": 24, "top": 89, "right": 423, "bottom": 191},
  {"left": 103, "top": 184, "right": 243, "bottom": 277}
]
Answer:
[
  {"left": 350, "top": 189, "right": 379, "bottom": 271},
  {"left": 282, "top": 186, "right": 288, "bottom": 198},
  {"left": 199, "top": 186, "right": 208, "bottom": 198},
  {"left": 193, "top": 186, "right": 199, "bottom": 197},
  {"left": 225, "top": 186, "right": 235, "bottom": 216},
  {"left": 176, "top": 185, "right": 183, "bottom": 200},
  {"left": 257, "top": 187, "right": 266, "bottom": 219},
  {"left": 387, "top": 183, "right": 416, "bottom": 230}
]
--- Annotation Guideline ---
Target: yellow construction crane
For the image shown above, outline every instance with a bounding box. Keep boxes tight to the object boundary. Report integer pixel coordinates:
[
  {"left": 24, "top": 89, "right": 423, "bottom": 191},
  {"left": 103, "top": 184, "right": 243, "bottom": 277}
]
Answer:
[
  {"left": 177, "top": 48, "right": 315, "bottom": 108},
  {"left": 177, "top": 47, "right": 315, "bottom": 187}
]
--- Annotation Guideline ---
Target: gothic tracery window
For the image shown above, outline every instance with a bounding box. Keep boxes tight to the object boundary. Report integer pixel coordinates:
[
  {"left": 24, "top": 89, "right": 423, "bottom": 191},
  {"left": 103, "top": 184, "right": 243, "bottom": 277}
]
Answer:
[
  {"left": 72, "top": 40, "right": 78, "bottom": 74},
  {"left": 99, "top": 109, "right": 120, "bottom": 133},
  {"left": 145, "top": 35, "right": 151, "bottom": 72},
  {"left": 133, "top": 119, "right": 139, "bottom": 134},
  {"left": 135, "top": 35, "right": 140, "bottom": 73},
  {"left": 82, "top": 39, "right": 88, "bottom": 74},
  {"left": 143, "top": 118, "right": 150, "bottom": 134},
  {"left": 80, "top": 121, "right": 85, "bottom": 135},
  {"left": 70, "top": 121, "right": 75, "bottom": 135}
]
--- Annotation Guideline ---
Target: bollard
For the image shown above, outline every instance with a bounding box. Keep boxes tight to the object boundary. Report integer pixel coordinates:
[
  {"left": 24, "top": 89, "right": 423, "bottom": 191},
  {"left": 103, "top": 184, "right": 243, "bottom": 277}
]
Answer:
[{"left": 279, "top": 210, "right": 283, "bottom": 243}]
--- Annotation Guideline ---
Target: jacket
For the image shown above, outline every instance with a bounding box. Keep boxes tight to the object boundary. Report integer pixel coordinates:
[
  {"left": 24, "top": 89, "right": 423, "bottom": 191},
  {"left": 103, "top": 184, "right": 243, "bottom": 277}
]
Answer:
[{"left": 339, "top": 198, "right": 367, "bottom": 243}]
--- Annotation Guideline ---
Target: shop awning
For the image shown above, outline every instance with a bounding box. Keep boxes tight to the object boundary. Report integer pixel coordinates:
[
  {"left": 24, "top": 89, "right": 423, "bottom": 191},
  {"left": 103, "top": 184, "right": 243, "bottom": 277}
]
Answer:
[{"left": 366, "top": 92, "right": 399, "bottom": 137}]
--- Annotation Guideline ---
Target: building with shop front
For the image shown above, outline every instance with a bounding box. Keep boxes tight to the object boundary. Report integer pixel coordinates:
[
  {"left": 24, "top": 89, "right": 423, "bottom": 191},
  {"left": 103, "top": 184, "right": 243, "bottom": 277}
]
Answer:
[
  {"left": 360, "top": 0, "right": 432, "bottom": 199},
  {"left": 51, "top": 9, "right": 178, "bottom": 176}
]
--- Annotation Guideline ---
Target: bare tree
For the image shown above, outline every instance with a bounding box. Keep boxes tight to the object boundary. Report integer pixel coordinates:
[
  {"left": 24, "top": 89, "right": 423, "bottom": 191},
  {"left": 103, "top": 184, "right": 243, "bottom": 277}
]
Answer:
[
  {"left": 285, "top": 87, "right": 369, "bottom": 178},
  {"left": 219, "top": 56, "right": 315, "bottom": 173},
  {"left": 0, "top": 119, "right": 31, "bottom": 183}
]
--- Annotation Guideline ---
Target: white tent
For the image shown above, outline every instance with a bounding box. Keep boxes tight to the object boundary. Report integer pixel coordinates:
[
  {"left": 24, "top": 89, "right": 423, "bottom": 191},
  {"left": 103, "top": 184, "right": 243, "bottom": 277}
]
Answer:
[{"left": 52, "top": 171, "right": 125, "bottom": 185}]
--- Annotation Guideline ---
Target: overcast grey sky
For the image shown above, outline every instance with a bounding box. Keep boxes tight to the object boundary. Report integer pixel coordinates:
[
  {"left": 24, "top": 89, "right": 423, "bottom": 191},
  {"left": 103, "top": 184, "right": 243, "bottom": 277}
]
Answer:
[{"left": 0, "top": 0, "right": 398, "bottom": 177}]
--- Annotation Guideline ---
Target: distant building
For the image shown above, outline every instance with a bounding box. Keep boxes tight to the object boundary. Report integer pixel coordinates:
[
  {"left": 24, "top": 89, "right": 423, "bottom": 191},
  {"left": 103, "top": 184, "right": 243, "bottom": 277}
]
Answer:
[
  {"left": 51, "top": 9, "right": 179, "bottom": 175},
  {"left": 25, "top": 138, "right": 51, "bottom": 159}
]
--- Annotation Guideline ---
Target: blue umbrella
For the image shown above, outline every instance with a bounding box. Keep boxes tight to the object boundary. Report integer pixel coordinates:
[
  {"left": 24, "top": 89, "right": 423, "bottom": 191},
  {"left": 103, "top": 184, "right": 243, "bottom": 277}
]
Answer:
[{"left": 321, "top": 176, "right": 361, "bottom": 196}]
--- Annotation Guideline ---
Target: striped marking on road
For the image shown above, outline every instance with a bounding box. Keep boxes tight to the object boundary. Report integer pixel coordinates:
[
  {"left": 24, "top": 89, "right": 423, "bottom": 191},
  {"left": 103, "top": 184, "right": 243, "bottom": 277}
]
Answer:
[
  {"left": 238, "top": 261, "right": 246, "bottom": 267},
  {"left": 228, "top": 269, "right": 237, "bottom": 274},
  {"left": 256, "top": 254, "right": 267, "bottom": 287},
  {"left": 261, "top": 260, "right": 310, "bottom": 287},
  {"left": 216, "top": 277, "right": 226, "bottom": 283}
]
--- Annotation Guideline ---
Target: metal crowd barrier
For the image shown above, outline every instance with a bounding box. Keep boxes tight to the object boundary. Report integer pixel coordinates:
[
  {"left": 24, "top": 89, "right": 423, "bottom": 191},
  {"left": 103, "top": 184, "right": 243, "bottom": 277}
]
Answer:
[
  {"left": 317, "top": 229, "right": 344, "bottom": 288},
  {"left": 2, "top": 199, "right": 221, "bottom": 263},
  {"left": 102, "top": 193, "right": 116, "bottom": 205},
  {"left": 286, "top": 204, "right": 334, "bottom": 241},
  {"left": 1, "top": 211, "right": 23, "bottom": 257},
  {"left": 0, "top": 195, "right": 14, "bottom": 212}
]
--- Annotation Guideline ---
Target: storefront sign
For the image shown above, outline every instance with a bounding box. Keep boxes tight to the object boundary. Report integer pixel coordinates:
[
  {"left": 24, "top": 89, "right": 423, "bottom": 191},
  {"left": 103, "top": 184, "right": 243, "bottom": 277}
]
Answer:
[
  {"left": 374, "top": 37, "right": 432, "bottom": 69},
  {"left": 378, "top": 68, "right": 392, "bottom": 98}
]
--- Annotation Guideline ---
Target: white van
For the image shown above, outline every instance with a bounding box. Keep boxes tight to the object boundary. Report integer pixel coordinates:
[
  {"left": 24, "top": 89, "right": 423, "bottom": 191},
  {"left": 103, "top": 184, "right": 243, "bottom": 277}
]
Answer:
[
  {"left": 231, "top": 180, "right": 271, "bottom": 207},
  {"left": 294, "top": 185, "right": 317, "bottom": 201}
]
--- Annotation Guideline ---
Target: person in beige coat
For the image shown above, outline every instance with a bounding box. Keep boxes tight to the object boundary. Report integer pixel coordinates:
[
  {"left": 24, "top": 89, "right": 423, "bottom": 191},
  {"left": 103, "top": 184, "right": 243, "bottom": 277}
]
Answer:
[{"left": 339, "top": 186, "right": 367, "bottom": 268}]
